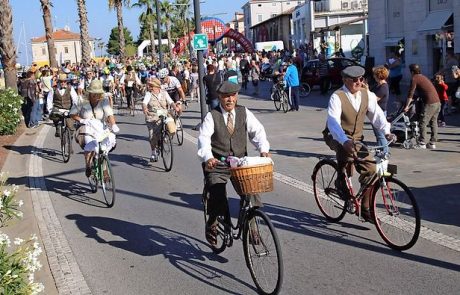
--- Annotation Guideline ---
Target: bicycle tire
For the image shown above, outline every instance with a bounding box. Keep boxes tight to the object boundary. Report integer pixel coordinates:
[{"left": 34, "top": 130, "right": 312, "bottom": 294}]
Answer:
[
  {"left": 175, "top": 117, "right": 184, "bottom": 146},
  {"left": 312, "top": 159, "right": 347, "bottom": 222},
  {"left": 281, "top": 92, "right": 289, "bottom": 113},
  {"left": 100, "top": 155, "right": 116, "bottom": 208},
  {"left": 61, "top": 127, "right": 71, "bottom": 163},
  {"left": 372, "top": 177, "right": 420, "bottom": 251},
  {"left": 161, "top": 131, "right": 174, "bottom": 172},
  {"left": 273, "top": 91, "right": 281, "bottom": 111},
  {"left": 202, "top": 191, "right": 229, "bottom": 254},
  {"left": 243, "top": 209, "right": 283, "bottom": 295},
  {"left": 300, "top": 83, "right": 311, "bottom": 97}
]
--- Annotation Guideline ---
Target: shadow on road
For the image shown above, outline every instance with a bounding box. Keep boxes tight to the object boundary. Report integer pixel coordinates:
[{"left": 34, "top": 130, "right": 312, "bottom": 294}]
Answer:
[{"left": 65, "top": 214, "right": 256, "bottom": 294}]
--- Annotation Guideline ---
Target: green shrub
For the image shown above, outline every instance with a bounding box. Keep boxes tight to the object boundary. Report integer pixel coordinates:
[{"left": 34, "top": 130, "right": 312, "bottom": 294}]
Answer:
[
  {"left": 0, "top": 172, "right": 44, "bottom": 294},
  {"left": 0, "top": 89, "right": 23, "bottom": 135}
]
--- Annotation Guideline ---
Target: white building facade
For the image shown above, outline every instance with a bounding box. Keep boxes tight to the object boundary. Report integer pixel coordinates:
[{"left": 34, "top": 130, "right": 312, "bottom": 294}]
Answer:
[
  {"left": 368, "top": 0, "right": 458, "bottom": 82},
  {"left": 242, "top": 0, "right": 305, "bottom": 43},
  {"left": 31, "top": 27, "right": 96, "bottom": 66},
  {"left": 292, "top": 0, "right": 368, "bottom": 58}
]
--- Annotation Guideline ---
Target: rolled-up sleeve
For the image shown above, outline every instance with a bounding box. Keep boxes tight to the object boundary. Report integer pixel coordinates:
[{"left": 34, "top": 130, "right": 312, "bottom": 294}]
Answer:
[{"left": 246, "top": 109, "right": 270, "bottom": 153}]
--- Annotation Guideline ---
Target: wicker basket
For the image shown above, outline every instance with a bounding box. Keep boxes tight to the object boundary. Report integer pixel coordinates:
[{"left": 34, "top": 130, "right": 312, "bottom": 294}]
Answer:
[{"left": 230, "top": 163, "right": 274, "bottom": 195}]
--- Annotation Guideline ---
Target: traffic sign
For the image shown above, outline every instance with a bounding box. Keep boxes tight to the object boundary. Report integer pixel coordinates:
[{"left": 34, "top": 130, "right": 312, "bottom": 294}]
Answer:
[{"left": 193, "top": 34, "right": 208, "bottom": 51}]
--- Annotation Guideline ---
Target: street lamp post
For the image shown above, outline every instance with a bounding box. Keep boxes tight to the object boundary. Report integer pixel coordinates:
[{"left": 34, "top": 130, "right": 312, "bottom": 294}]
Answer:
[{"left": 193, "top": 0, "right": 207, "bottom": 121}]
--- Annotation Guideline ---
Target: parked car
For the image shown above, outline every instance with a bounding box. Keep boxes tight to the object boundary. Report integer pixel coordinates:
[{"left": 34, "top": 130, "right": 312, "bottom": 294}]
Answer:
[{"left": 300, "top": 57, "right": 364, "bottom": 90}]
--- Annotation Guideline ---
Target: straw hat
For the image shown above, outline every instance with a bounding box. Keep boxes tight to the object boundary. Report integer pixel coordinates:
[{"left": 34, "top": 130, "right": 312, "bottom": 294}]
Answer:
[
  {"left": 86, "top": 80, "right": 105, "bottom": 94},
  {"left": 58, "top": 74, "right": 68, "bottom": 81},
  {"left": 147, "top": 78, "right": 161, "bottom": 88}
]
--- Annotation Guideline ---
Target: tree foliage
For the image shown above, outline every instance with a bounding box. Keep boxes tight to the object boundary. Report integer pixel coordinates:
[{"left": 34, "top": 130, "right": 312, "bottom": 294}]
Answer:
[{"left": 107, "top": 27, "right": 134, "bottom": 55}]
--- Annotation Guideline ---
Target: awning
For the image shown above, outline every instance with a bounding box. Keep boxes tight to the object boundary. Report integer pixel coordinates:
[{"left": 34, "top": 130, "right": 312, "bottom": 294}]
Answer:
[
  {"left": 417, "top": 10, "right": 452, "bottom": 33},
  {"left": 383, "top": 37, "right": 403, "bottom": 46},
  {"left": 314, "top": 16, "right": 367, "bottom": 33}
]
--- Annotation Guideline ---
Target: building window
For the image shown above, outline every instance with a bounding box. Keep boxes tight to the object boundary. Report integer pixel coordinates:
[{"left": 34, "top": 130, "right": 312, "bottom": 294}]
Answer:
[
  {"left": 272, "top": 2, "right": 276, "bottom": 5},
  {"left": 271, "top": 13, "right": 277, "bottom": 18},
  {"left": 286, "top": 2, "right": 290, "bottom": 5},
  {"left": 64, "top": 46, "right": 69, "bottom": 54},
  {"left": 41, "top": 47, "right": 46, "bottom": 55},
  {"left": 257, "top": 14, "right": 263, "bottom": 22}
]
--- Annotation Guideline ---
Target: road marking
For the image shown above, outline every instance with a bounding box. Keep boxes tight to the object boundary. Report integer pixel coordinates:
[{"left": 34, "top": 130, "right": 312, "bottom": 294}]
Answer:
[
  {"left": 30, "top": 125, "right": 92, "bottom": 294},
  {"left": 185, "top": 131, "right": 460, "bottom": 252}
]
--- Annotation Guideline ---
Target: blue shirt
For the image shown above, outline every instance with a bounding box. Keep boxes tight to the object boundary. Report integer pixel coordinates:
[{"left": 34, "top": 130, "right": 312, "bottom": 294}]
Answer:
[{"left": 284, "top": 64, "right": 299, "bottom": 87}]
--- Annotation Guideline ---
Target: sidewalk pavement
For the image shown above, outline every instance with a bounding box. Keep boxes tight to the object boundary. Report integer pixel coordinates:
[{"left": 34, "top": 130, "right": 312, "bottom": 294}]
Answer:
[{"left": 1, "top": 126, "right": 58, "bottom": 294}]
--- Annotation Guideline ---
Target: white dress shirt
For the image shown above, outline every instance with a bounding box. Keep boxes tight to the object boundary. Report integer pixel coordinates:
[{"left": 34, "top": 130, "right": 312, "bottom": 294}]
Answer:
[
  {"left": 47, "top": 86, "right": 80, "bottom": 113},
  {"left": 198, "top": 105, "right": 270, "bottom": 162},
  {"left": 327, "top": 85, "right": 390, "bottom": 145}
]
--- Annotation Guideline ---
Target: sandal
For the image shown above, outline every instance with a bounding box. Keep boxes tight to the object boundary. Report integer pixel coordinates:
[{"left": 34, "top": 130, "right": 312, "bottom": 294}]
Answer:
[
  {"left": 361, "top": 207, "right": 374, "bottom": 224},
  {"left": 249, "top": 229, "right": 260, "bottom": 246},
  {"left": 205, "top": 224, "right": 218, "bottom": 246},
  {"left": 85, "top": 166, "right": 92, "bottom": 177}
]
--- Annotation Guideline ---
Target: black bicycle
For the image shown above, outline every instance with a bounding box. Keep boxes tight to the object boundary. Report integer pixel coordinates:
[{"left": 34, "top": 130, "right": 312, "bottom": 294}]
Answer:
[
  {"left": 159, "top": 114, "right": 174, "bottom": 171},
  {"left": 202, "top": 162, "right": 283, "bottom": 294},
  {"left": 271, "top": 81, "right": 289, "bottom": 113},
  {"left": 88, "top": 132, "right": 116, "bottom": 207},
  {"left": 172, "top": 111, "right": 184, "bottom": 146},
  {"left": 58, "top": 111, "right": 73, "bottom": 163}
]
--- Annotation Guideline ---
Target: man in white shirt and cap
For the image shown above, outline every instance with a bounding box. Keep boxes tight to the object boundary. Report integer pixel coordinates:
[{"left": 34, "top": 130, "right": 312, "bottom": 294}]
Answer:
[
  {"left": 198, "top": 81, "right": 270, "bottom": 246},
  {"left": 326, "top": 66, "right": 394, "bottom": 222}
]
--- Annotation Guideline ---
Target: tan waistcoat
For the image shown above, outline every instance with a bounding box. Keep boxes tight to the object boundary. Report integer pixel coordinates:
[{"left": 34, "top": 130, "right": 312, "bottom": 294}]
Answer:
[
  {"left": 336, "top": 89, "right": 368, "bottom": 141},
  {"left": 145, "top": 91, "right": 169, "bottom": 122}
]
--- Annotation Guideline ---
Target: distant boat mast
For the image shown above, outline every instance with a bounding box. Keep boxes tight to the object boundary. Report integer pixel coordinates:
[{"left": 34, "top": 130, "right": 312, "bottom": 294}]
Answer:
[{"left": 16, "top": 22, "right": 30, "bottom": 66}]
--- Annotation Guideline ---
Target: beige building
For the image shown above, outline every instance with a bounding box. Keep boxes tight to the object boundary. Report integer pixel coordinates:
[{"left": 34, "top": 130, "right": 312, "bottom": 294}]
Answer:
[
  {"left": 225, "top": 12, "right": 245, "bottom": 51},
  {"left": 31, "top": 27, "right": 96, "bottom": 66}
]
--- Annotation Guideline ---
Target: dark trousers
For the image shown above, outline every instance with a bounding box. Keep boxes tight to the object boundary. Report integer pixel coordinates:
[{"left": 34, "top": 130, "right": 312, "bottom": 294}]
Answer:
[
  {"left": 21, "top": 97, "right": 33, "bottom": 127},
  {"left": 126, "top": 87, "right": 134, "bottom": 108},
  {"left": 439, "top": 100, "right": 447, "bottom": 123},
  {"left": 319, "top": 76, "right": 330, "bottom": 94},
  {"left": 287, "top": 86, "right": 300, "bottom": 110},
  {"left": 202, "top": 163, "right": 262, "bottom": 225}
]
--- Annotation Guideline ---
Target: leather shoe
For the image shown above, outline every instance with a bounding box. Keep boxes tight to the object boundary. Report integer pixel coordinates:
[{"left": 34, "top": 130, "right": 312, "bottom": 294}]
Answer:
[
  {"left": 205, "top": 223, "right": 218, "bottom": 246},
  {"left": 361, "top": 207, "right": 374, "bottom": 224}
]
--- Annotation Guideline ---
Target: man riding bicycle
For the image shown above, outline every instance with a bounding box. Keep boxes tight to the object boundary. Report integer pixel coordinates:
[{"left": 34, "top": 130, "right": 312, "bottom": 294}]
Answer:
[
  {"left": 158, "top": 68, "right": 186, "bottom": 104},
  {"left": 142, "top": 78, "right": 181, "bottom": 162},
  {"left": 47, "top": 73, "right": 80, "bottom": 138},
  {"left": 326, "top": 66, "right": 394, "bottom": 221},
  {"left": 197, "top": 81, "right": 270, "bottom": 246}
]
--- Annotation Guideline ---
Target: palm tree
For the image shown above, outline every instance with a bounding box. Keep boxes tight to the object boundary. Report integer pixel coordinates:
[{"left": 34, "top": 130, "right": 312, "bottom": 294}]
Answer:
[
  {"left": 108, "top": 0, "right": 131, "bottom": 60},
  {"left": 0, "top": 0, "right": 17, "bottom": 90},
  {"left": 39, "top": 0, "right": 58, "bottom": 68},
  {"left": 132, "top": 0, "right": 156, "bottom": 59},
  {"left": 160, "top": 0, "right": 174, "bottom": 55},
  {"left": 76, "top": 0, "right": 91, "bottom": 65},
  {"left": 175, "top": 0, "right": 191, "bottom": 55}
]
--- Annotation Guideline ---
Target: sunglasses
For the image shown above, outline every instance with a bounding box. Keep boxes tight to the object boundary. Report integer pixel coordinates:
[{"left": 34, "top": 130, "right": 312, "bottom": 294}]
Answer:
[{"left": 348, "top": 76, "right": 364, "bottom": 83}]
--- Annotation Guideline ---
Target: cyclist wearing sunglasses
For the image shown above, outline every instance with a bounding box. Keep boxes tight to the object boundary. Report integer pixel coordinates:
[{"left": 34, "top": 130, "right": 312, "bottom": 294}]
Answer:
[{"left": 325, "top": 66, "right": 394, "bottom": 222}]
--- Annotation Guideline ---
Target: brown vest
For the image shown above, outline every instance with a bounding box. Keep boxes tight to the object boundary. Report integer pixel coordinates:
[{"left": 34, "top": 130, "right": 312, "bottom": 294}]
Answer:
[
  {"left": 336, "top": 89, "right": 369, "bottom": 141},
  {"left": 145, "top": 91, "right": 169, "bottom": 122},
  {"left": 53, "top": 86, "right": 72, "bottom": 110}
]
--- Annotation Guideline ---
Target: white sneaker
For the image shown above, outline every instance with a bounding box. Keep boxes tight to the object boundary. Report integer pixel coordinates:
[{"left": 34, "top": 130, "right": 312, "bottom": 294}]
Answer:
[
  {"left": 414, "top": 143, "right": 426, "bottom": 149},
  {"left": 427, "top": 143, "right": 436, "bottom": 149},
  {"left": 150, "top": 149, "right": 159, "bottom": 162}
]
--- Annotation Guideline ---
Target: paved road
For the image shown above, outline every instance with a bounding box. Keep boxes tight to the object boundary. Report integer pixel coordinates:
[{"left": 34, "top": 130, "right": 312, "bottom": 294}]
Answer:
[{"left": 36, "top": 83, "right": 460, "bottom": 294}]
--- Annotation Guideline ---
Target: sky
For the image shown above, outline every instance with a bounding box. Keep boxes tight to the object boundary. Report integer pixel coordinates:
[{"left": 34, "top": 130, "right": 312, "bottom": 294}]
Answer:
[{"left": 10, "top": 0, "right": 247, "bottom": 65}]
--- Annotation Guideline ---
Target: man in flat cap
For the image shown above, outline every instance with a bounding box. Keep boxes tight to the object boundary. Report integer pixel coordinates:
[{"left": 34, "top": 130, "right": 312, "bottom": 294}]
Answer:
[
  {"left": 198, "top": 81, "right": 270, "bottom": 246},
  {"left": 326, "top": 66, "right": 394, "bottom": 222}
]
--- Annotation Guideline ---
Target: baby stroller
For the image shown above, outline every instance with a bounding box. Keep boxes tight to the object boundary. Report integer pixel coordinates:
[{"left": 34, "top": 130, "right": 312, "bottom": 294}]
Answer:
[{"left": 388, "top": 99, "right": 421, "bottom": 149}]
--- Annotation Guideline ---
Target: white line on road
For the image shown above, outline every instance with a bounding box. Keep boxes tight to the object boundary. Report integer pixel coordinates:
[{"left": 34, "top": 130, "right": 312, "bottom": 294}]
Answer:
[{"left": 185, "top": 131, "right": 460, "bottom": 252}]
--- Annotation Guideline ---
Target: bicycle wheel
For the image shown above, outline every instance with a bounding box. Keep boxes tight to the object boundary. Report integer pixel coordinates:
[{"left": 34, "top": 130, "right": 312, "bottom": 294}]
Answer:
[
  {"left": 281, "top": 92, "right": 289, "bottom": 113},
  {"left": 161, "top": 132, "right": 174, "bottom": 172},
  {"left": 175, "top": 117, "right": 184, "bottom": 146},
  {"left": 372, "top": 177, "right": 420, "bottom": 251},
  {"left": 243, "top": 209, "right": 283, "bottom": 295},
  {"left": 312, "top": 159, "right": 347, "bottom": 222},
  {"left": 273, "top": 91, "right": 281, "bottom": 111},
  {"left": 299, "top": 83, "right": 311, "bottom": 97},
  {"left": 60, "top": 127, "right": 71, "bottom": 163},
  {"left": 202, "top": 191, "right": 229, "bottom": 254},
  {"left": 100, "top": 155, "right": 116, "bottom": 208}
]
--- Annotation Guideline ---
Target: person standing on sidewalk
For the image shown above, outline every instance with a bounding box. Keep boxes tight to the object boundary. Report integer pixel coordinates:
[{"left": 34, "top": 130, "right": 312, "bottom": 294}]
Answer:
[
  {"left": 433, "top": 74, "right": 448, "bottom": 127},
  {"left": 370, "top": 66, "right": 390, "bottom": 153},
  {"left": 318, "top": 53, "right": 330, "bottom": 95},
  {"left": 284, "top": 57, "right": 300, "bottom": 111},
  {"left": 404, "top": 64, "right": 441, "bottom": 149},
  {"left": 386, "top": 51, "right": 404, "bottom": 108}
]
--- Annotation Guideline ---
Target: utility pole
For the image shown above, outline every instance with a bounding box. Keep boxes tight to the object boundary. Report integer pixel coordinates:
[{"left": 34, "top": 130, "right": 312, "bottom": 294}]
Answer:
[{"left": 193, "top": 0, "right": 207, "bottom": 121}]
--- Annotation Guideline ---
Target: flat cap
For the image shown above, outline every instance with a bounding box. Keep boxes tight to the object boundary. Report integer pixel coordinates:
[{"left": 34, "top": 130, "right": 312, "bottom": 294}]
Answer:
[
  {"left": 342, "top": 65, "right": 365, "bottom": 78},
  {"left": 217, "top": 81, "right": 241, "bottom": 95}
]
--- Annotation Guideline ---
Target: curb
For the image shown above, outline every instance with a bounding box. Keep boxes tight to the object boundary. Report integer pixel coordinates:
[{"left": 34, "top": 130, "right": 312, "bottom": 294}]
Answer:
[{"left": 30, "top": 124, "right": 92, "bottom": 294}]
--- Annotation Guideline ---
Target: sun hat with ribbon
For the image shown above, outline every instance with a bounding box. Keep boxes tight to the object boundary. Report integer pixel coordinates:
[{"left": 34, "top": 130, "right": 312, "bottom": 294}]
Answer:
[{"left": 86, "top": 80, "right": 105, "bottom": 94}]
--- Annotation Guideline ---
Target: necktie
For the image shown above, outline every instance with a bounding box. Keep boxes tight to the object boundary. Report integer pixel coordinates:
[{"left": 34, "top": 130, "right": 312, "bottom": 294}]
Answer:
[{"left": 227, "top": 112, "right": 234, "bottom": 135}]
